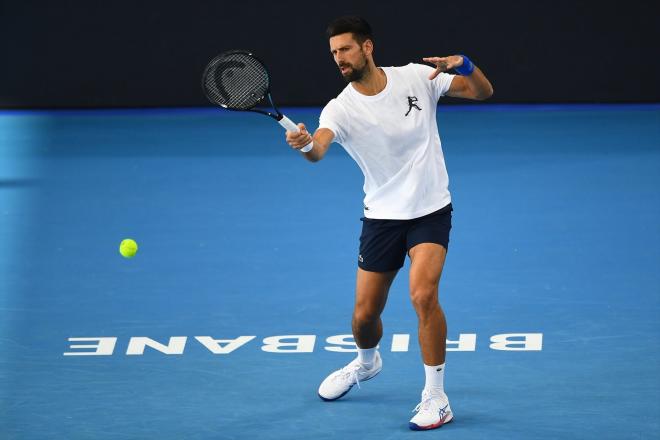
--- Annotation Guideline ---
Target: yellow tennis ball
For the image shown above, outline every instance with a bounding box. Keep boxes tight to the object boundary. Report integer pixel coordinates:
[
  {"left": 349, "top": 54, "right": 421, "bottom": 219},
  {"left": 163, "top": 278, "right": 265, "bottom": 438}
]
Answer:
[{"left": 119, "top": 239, "right": 138, "bottom": 258}]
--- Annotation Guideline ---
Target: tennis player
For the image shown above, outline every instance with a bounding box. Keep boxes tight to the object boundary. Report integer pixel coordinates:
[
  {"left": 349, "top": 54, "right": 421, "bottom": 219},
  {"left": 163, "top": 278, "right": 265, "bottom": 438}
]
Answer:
[{"left": 285, "top": 16, "right": 493, "bottom": 430}]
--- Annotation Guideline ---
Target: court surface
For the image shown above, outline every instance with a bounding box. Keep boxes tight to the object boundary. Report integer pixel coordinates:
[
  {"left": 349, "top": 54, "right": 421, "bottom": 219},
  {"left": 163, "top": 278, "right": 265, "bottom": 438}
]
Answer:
[{"left": 1, "top": 105, "right": 659, "bottom": 439}]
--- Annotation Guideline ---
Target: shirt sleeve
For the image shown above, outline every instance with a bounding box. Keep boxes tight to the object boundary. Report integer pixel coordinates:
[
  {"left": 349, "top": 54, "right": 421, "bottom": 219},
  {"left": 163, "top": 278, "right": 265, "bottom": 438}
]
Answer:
[
  {"left": 409, "top": 63, "right": 456, "bottom": 102},
  {"left": 318, "top": 98, "right": 347, "bottom": 145}
]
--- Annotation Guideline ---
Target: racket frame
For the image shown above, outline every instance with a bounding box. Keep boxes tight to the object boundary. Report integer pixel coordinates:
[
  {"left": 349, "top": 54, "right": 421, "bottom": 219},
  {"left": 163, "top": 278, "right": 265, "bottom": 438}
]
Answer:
[{"left": 202, "top": 50, "right": 312, "bottom": 152}]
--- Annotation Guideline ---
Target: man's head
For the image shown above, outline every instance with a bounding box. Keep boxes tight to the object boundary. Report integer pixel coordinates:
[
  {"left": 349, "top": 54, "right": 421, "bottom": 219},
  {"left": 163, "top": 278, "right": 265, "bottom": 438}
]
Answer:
[{"left": 326, "top": 16, "right": 374, "bottom": 83}]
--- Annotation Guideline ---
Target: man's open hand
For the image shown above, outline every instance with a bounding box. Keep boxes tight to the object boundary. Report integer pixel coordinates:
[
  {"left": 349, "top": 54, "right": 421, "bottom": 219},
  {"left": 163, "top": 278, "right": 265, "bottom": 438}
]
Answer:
[{"left": 423, "top": 56, "right": 464, "bottom": 80}]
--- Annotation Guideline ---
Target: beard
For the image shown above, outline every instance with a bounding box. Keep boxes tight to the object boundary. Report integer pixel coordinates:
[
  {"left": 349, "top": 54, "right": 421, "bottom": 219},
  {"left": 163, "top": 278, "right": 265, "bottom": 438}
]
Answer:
[{"left": 339, "top": 56, "right": 368, "bottom": 83}]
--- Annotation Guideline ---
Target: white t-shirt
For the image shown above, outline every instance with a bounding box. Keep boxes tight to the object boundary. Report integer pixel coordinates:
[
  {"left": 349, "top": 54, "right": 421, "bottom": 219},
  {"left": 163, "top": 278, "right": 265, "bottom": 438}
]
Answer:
[{"left": 319, "top": 63, "right": 455, "bottom": 220}]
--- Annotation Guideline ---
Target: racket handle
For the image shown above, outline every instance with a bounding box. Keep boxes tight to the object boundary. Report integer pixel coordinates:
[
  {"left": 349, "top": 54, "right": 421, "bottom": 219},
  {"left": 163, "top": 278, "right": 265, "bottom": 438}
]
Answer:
[{"left": 279, "top": 115, "right": 313, "bottom": 153}]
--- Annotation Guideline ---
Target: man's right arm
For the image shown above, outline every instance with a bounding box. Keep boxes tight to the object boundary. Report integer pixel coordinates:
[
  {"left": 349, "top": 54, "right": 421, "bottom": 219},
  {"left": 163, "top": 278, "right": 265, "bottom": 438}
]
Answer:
[{"left": 285, "top": 125, "right": 335, "bottom": 163}]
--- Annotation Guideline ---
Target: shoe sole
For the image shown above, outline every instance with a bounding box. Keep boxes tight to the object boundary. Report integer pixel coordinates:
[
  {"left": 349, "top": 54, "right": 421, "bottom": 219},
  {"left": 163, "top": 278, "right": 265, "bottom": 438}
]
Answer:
[
  {"left": 317, "top": 367, "right": 382, "bottom": 402},
  {"left": 408, "top": 414, "right": 453, "bottom": 431}
]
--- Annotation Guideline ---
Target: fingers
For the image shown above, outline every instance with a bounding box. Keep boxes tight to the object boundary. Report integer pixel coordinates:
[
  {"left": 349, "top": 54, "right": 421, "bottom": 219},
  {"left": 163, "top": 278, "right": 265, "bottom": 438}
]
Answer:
[
  {"left": 423, "top": 56, "right": 448, "bottom": 66},
  {"left": 285, "top": 130, "right": 305, "bottom": 143},
  {"left": 423, "top": 57, "right": 450, "bottom": 80},
  {"left": 285, "top": 129, "right": 312, "bottom": 150}
]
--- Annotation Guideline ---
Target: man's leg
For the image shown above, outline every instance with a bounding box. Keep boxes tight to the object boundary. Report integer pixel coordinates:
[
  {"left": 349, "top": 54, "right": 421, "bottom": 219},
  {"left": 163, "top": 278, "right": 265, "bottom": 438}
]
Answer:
[
  {"left": 318, "top": 268, "right": 397, "bottom": 401},
  {"left": 408, "top": 242, "right": 453, "bottom": 430},
  {"left": 408, "top": 243, "right": 447, "bottom": 365},
  {"left": 352, "top": 267, "right": 398, "bottom": 349}
]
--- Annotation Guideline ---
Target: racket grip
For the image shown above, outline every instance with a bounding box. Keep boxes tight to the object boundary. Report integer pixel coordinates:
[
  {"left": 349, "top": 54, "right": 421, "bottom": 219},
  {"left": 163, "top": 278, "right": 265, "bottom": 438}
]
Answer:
[{"left": 279, "top": 115, "right": 313, "bottom": 153}]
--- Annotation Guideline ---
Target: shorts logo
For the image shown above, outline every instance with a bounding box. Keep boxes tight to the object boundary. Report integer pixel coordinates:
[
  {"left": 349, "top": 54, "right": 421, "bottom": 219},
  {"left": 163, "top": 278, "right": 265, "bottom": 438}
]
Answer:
[{"left": 358, "top": 254, "right": 364, "bottom": 263}]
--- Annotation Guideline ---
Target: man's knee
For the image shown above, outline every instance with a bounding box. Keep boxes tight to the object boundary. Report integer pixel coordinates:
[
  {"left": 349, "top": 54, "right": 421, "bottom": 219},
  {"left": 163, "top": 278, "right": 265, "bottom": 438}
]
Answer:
[
  {"left": 352, "top": 306, "right": 381, "bottom": 327},
  {"left": 410, "top": 285, "right": 440, "bottom": 314}
]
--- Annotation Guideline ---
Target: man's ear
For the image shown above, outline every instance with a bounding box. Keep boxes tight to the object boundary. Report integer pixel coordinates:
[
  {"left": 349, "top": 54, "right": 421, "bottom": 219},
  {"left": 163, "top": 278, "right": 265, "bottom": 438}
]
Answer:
[{"left": 362, "top": 39, "right": 374, "bottom": 56}]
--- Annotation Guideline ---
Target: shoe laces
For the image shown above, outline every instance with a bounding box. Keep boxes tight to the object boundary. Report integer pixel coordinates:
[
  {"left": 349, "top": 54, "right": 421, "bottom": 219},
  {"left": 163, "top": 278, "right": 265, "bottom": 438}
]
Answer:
[
  {"left": 335, "top": 362, "right": 363, "bottom": 389},
  {"left": 412, "top": 392, "right": 446, "bottom": 415}
]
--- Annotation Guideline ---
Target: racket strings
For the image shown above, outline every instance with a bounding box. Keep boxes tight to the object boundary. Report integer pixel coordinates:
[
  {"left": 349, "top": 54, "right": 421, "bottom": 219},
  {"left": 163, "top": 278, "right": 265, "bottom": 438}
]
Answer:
[{"left": 203, "top": 52, "right": 269, "bottom": 110}]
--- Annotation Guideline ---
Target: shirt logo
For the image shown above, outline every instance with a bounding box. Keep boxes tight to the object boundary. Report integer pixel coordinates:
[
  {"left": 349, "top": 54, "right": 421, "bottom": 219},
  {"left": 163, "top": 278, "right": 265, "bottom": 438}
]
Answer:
[{"left": 405, "top": 96, "right": 422, "bottom": 116}]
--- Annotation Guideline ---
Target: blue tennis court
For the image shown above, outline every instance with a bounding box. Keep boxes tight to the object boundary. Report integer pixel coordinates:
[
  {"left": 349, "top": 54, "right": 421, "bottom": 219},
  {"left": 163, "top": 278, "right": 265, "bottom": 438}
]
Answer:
[{"left": 1, "top": 104, "right": 659, "bottom": 439}]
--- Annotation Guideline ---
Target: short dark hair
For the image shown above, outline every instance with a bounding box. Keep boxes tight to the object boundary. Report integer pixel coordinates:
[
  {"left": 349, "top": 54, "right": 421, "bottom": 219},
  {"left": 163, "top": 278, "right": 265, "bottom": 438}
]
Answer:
[{"left": 326, "top": 16, "right": 373, "bottom": 44}]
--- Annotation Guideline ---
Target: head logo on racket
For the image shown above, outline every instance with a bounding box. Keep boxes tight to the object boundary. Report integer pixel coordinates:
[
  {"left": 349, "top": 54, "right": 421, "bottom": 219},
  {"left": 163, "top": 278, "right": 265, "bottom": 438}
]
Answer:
[{"left": 202, "top": 50, "right": 312, "bottom": 152}]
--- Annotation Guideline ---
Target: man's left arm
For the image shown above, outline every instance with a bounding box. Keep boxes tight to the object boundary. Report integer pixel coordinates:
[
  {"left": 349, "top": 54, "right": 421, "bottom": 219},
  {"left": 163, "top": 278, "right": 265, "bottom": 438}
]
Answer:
[{"left": 423, "top": 55, "right": 494, "bottom": 101}]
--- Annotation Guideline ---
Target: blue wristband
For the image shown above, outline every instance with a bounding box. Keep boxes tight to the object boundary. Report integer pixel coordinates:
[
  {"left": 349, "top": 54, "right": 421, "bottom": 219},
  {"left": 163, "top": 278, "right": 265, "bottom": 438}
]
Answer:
[{"left": 454, "top": 55, "right": 475, "bottom": 76}]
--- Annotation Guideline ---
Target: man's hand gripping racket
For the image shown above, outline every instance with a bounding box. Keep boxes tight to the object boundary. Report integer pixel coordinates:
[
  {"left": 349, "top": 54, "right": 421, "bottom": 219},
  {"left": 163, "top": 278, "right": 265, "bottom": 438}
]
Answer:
[{"left": 202, "top": 50, "right": 313, "bottom": 152}]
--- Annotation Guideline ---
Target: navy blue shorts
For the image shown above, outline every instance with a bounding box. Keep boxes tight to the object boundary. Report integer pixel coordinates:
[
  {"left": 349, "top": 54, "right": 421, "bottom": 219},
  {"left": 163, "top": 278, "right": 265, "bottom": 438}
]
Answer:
[{"left": 358, "top": 204, "right": 452, "bottom": 272}]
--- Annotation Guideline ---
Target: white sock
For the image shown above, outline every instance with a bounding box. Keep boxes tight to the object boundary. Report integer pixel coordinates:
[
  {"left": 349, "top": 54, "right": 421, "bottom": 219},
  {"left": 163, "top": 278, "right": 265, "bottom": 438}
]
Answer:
[
  {"left": 423, "top": 363, "right": 445, "bottom": 394},
  {"left": 357, "top": 347, "right": 377, "bottom": 368}
]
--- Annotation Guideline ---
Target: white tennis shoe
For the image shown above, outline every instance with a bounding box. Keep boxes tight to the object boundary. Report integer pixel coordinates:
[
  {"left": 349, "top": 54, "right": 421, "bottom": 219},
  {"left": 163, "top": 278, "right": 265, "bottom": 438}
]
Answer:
[
  {"left": 409, "top": 389, "right": 453, "bottom": 430},
  {"left": 318, "top": 352, "right": 382, "bottom": 401}
]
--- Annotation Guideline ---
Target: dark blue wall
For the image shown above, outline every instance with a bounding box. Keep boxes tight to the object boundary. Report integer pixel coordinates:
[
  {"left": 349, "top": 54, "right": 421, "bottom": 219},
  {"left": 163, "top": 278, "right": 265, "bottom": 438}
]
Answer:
[{"left": 1, "top": 0, "right": 658, "bottom": 108}]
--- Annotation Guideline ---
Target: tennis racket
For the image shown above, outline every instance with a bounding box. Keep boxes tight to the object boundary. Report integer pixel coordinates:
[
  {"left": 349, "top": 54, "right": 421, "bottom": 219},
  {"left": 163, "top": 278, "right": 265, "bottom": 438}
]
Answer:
[{"left": 202, "top": 50, "right": 313, "bottom": 152}]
